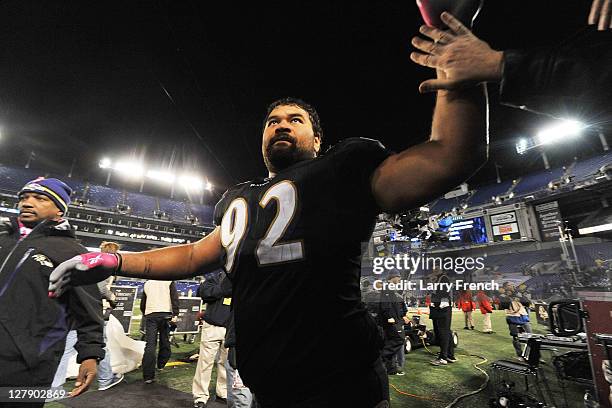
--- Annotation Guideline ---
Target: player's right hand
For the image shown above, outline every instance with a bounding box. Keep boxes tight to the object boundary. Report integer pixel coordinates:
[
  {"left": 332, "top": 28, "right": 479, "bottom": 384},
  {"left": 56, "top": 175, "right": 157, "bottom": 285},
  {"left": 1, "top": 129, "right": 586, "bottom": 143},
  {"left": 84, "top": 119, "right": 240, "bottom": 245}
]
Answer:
[
  {"left": 589, "top": 0, "right": 612, "bottom": 30},
  {"left": 48, "top": 252, "right": 119, "bottom": 297}
]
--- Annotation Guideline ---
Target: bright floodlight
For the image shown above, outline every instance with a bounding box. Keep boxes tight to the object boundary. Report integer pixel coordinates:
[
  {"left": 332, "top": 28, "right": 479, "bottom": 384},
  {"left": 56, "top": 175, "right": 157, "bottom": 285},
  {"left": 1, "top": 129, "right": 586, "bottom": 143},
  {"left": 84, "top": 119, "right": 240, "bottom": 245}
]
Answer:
[
  {"left": 114, "top": 161, "right": 144, "bottom": 178},
  {"left": 205, "top": 181, "right": 213, "bottom": 191},
  {"left": 179, "top": 174, "right": 204, "bottom": 191},
  {"left": 536, "top": 119, "right": 585, "bottom": 146},
  {"left": 99, "top": 158, "right": 112, "bottom": 169},
  {"left": 516, "top": 138, "right": 529, "bottom": 155},
  {"left": 146, "top": 170, "right": 176, "bottom": 183}
]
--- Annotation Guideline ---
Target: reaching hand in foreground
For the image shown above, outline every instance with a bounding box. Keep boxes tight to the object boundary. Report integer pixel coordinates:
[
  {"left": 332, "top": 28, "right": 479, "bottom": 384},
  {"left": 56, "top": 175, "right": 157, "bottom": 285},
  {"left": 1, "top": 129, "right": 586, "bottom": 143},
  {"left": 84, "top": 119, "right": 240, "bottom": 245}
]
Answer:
[
  {"left": 48, "top": 252, "right": 119, "bottom": 297},
  {"left": 410, "top": 12, "right": 503, "bottom": 93},
  {"left": 589, "top": 0, "right": 612, "bottom": 30}
]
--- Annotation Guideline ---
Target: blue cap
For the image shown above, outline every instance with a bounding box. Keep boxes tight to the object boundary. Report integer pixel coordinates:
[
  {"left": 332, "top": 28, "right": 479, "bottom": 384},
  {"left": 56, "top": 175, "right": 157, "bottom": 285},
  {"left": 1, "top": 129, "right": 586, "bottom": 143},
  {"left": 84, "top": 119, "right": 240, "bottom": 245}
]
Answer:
[{"left": 19, "top": 177, "right": 72, "bottom": 214}]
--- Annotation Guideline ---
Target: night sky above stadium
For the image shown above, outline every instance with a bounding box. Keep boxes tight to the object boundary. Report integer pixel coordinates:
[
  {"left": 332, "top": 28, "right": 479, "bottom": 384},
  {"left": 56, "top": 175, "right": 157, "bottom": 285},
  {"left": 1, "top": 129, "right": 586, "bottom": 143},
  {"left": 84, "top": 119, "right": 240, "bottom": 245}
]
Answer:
[{"left": 0, "top": 0, "right": 599, "bottom": 199}]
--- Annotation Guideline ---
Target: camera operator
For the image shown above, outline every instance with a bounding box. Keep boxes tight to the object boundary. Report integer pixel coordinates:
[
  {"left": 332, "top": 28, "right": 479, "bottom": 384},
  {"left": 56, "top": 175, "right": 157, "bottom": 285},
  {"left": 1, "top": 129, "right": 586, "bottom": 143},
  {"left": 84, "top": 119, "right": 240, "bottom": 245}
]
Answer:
[{"left": 501, "top": 296, "right": 532, "bottom": 360}]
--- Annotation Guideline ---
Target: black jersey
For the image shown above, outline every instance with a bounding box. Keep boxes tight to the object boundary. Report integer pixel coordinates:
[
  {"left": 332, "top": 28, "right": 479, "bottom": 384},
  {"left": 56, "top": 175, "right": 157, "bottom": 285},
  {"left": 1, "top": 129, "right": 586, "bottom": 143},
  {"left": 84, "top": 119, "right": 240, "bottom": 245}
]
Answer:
[{"left": 213, "top": 137, "right": 392, "bottom": 395}]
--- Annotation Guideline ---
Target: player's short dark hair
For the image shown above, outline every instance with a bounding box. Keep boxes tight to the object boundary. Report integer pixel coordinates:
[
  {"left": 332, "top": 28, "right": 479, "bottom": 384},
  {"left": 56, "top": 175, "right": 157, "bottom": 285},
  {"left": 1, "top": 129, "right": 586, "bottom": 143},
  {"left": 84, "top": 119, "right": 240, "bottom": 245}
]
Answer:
[{"left": 263, "top": 97, "right": 323, "bottom": 141}]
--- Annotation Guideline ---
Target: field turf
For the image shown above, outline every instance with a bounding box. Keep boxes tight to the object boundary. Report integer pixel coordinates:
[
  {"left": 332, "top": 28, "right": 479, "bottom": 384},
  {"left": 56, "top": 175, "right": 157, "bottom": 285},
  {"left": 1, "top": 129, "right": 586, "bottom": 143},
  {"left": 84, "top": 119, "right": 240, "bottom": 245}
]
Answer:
[{"left": 46, "top": 308, "right": 588, "bottom": 407}]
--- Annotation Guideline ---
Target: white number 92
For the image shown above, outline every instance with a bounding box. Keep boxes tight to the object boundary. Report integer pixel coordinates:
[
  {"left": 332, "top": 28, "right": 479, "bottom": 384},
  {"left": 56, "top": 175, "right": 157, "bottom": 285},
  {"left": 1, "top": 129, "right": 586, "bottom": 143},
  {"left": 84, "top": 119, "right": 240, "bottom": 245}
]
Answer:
[{"left": 220, "top": 180, "right": 304, "bottom": 272}]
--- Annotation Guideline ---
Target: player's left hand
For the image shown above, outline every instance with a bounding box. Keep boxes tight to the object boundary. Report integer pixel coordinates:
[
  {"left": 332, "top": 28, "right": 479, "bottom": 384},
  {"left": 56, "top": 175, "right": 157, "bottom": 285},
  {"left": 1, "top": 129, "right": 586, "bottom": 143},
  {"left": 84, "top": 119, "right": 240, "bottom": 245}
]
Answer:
[
  {"left": 410, "top": 12, "right": 503, "bottom": 93},
  {"left": 70, "top": 358, "right": 97, "bottom": 397}
]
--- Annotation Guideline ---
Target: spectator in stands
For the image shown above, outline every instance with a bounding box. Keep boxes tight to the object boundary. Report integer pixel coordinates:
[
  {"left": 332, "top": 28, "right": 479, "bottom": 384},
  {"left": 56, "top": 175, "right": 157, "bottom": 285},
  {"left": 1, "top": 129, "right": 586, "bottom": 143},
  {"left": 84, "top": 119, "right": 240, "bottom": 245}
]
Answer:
[
  {"left": 429, "top": 269, "right": 456, "bottom": 366},
  {"left": 458, "top": 289, "right": 475, "bottom": 330},
  {"left": 193, "top": 270, "right": 230, "bottom": 407},
  {"left": 0, "top": 177, "right": 104, "bottom": 405},
  {"left": 411, "top": 5, "right": 612, "bottom": 118},
  {"left": 140, "top": 279, "right": 179, "bottom": 383},
  {"left": 503, "top": 297, "right": 532, "bottom": 359},
  {"left": 476, "top": 290, "right": 494, "bottom": 334}
]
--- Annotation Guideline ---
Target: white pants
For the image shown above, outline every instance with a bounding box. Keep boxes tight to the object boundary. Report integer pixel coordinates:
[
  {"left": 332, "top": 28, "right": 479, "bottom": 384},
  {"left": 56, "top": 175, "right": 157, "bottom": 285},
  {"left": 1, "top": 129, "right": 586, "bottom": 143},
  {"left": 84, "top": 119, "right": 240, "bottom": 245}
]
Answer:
[
  {"left": 192, "top": 322, "right": 228, "bottom": 403},
  {"left": 482, "top": 313, "right": 492, "bottom": 332}
]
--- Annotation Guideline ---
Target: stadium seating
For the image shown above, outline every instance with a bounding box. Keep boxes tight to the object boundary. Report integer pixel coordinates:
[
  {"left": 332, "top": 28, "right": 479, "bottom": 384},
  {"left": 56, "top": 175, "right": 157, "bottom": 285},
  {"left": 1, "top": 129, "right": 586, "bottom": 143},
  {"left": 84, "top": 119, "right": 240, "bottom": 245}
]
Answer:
[
  {"left": 513, "top": 168, "right": 564, "bottom": 196},
  {"left": 430, "top": 197, "right": 462, "bottom": 214},
  {"left": 125, "top": 192, "right": 158, "bottom": 218},
  {"left": 158, "top": 197, "right": 190, "bottom": 221},
  {"left": 468, "top": 180, "right": 513, "bottom": 207},
  {"left": 574, "top": 242, "right": 612, "bottom": 266},
  {"left": 0, "top": 166, "right": 43, "bottom": 193},
  {"left": 190, "top": 204, "right": 214, "bottom": 224},
  {"left": 570, "top": 153, "right": 611, "bottom": 182},
  {"left": 85, "top": 184, "right": 123, "bottom": 209}
]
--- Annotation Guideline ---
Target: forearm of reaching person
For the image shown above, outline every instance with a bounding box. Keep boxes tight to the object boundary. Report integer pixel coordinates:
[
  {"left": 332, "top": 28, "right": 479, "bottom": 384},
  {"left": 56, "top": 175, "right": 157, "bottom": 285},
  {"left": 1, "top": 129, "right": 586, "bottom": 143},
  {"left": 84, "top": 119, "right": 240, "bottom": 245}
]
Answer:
[{"left": 119, "top": 227, "right": 223, "bottom": 280}]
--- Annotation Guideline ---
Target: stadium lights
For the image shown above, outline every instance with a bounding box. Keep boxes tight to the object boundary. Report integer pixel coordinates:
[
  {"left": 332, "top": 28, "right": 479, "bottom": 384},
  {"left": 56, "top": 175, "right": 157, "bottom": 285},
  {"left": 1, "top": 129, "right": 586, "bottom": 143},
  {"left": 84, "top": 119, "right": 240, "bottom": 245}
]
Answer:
[
  {"left": 515, "top": 119, "right": 586, "bottom": 155},
  {"left": 100, "top": 157, "right": 213, "bottom": 192},
  {"left": 114, "top": 161, "right": 145, "bottom": 178},
  {"left": 146, "top": 170, "right": 176, "bottom": 183},
  {"left": 536, "top": 119, "right": 585, "bottom": 146},
  {"left": 579, "top": 223, "right": 612, "bottom": 234},
  {"left": 99, "top": 158, "right": 112, "bottom": 169},
  {"left": 179, "top": 174, "right": 204, "bottom": 191},
  {"left": 515, "top": 138, "right": 529, "bottom": 155}
]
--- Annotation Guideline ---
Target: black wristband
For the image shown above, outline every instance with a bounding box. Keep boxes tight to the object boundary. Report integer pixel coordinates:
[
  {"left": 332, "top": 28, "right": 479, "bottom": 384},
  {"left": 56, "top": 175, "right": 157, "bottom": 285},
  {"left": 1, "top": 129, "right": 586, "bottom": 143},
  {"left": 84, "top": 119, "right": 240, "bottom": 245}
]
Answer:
[{"left": 114, "top": 253, "right": 123, "bottom": 276}]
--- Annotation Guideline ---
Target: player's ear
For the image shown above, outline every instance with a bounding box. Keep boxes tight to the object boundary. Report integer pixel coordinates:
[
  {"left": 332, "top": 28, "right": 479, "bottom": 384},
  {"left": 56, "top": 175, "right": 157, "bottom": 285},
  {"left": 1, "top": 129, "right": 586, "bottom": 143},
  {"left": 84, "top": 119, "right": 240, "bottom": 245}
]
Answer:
[{"left": 314, "top": 135, "right": 322, "bottom": 156}]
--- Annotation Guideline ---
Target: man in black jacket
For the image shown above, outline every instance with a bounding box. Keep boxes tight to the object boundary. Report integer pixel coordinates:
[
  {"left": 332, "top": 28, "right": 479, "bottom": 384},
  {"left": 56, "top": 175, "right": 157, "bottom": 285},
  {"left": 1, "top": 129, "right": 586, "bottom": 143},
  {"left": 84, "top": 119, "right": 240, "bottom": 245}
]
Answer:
[
  {"left": 378, "top": 271, "right": 408, "bottom": 376},
  {"left": 193, "top": 270, "right": 231, "bottom": 408},
  {"left": 0, "top": 177, "right": 104, "bottom": 406},
  {"left": 428, "top": 269, "right": 456, "bottom": 366}
]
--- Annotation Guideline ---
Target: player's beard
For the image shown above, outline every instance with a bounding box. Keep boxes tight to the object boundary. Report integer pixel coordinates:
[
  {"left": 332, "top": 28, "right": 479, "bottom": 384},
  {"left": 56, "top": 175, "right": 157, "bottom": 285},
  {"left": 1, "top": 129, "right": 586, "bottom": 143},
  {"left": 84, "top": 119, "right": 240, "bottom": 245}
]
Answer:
[{"left": 264, "top": 132, "right": 310, "bottom": 173}]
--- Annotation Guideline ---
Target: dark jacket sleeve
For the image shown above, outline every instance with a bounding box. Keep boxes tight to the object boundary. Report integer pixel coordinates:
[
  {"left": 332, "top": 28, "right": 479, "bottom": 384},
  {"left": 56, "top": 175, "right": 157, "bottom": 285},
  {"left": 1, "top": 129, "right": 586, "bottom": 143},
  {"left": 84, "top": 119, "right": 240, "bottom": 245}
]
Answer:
[
  {"left": 169, "top": 281, "right": 180, "bottom": 316},
  {"left": 140, "top": 289, "right": 147, "bottom": 315},
  {"left": 70, "top": 284, "right": 106, "bottom": 363},
  {"left": 61, "top": 241, "right": 105, "bottom": 363},
  {"left": 500, "top": 27, "right": 612, "bottom": 118},
  {"left": 199, "top": 273, "right": 232, "bottom": 303}
]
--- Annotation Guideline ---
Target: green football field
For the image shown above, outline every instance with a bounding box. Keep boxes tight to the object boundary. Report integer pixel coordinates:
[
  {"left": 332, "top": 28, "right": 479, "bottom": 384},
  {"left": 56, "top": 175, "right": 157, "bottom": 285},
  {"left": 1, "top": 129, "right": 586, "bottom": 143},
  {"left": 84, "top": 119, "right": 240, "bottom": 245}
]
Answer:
[{"left": 46, "top": 308, "right": 588, "bottom": 407}]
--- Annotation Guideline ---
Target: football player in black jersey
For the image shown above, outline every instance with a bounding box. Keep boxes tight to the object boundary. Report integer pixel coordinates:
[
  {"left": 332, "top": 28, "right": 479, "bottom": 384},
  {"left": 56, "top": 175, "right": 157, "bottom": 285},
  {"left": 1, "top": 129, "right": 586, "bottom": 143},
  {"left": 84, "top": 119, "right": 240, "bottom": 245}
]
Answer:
[{"left": 50, "top": 13, "right": 488, "bottom": 408}]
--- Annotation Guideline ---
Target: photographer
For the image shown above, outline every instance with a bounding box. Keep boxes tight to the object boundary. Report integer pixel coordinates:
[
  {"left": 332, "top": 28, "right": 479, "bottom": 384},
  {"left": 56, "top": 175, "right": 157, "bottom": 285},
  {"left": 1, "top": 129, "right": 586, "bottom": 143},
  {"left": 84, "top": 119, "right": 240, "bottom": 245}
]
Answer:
[{"left": 502, "top": 296, "right": 532, "bottom": 359}]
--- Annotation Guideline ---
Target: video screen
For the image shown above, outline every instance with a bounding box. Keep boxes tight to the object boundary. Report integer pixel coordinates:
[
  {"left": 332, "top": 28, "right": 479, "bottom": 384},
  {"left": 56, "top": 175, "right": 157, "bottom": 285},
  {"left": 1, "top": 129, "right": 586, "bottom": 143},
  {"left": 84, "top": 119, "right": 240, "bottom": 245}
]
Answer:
[{"left": 437, "top": 215, "right": 488, "bottom": 245}]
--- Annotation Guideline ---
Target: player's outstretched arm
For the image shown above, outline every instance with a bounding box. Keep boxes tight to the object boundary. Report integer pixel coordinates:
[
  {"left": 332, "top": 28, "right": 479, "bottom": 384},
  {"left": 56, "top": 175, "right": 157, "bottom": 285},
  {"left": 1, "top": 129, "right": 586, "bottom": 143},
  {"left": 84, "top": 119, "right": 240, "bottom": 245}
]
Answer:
[
  {"left": 119, "top": 227, "right": 223, "bottom": 279},
  {"left": 49, "top": 228, "right": 223, "bottom": 296},
  {"left": 371, "top": 13, "right": 488, "bottom": 213}
]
